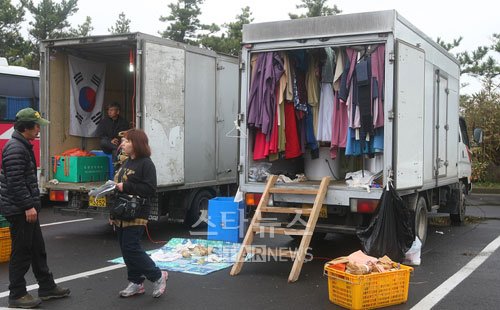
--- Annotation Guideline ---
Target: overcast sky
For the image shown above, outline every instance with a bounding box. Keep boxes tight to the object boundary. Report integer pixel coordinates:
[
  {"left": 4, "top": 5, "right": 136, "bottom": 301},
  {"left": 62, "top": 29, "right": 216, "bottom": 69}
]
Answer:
[
  {"left": 15, "top": 0, "right": 499, "bottom": 93},
  {"left": 63, "top": 0, "right": 497, "bottom": 53}
]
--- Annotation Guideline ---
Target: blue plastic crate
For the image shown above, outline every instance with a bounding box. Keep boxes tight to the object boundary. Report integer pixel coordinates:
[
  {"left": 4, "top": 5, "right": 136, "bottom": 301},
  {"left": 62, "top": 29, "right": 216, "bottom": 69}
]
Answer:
[
  {"left": 90, "top": 150, "right": 114, "bottom": 180},
  {"left": 208, "top": 197, "right": 244, "bottom": 243}
]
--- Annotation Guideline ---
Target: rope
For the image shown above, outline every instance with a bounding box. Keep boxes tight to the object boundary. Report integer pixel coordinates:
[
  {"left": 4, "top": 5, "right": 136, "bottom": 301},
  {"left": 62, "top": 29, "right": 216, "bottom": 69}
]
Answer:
[{"left": 144, "top": 224, "right": 167, "bottom": 244}]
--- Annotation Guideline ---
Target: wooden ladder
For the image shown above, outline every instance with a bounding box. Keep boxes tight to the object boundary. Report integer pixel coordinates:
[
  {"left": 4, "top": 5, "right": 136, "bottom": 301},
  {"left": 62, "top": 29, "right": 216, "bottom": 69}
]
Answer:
[{"left": 230, "top": 175, "right": 331, "bottom": 282}]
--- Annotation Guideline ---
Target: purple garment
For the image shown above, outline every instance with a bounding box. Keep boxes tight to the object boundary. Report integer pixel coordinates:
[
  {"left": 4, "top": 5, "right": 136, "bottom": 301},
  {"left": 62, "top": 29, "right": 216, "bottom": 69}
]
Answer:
[
  {"left": 330, "top": 92, "right": 348, "bottom": 159},
  {"left": 247, "top": 52, "right": 284, "bottom": 137},
  {"left": 371, "top": 45, "right": 385, "bottom": 128}
]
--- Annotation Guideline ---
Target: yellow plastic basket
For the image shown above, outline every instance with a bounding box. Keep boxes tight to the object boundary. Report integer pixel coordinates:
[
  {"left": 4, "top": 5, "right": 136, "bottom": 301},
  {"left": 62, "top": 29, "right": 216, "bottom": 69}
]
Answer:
[
  {"left": 0, "top": 227, "right": 11, "bottom": 263},
  {"left": 324, "top": 261, "right": 413, "bottom": 310}
]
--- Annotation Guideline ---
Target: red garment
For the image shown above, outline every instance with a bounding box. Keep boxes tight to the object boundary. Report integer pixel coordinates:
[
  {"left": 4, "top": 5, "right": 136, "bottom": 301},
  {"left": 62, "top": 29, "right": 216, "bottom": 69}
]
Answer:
[
  {"left": 253, "top": 130, "right": 270, "bottom": 160},
  {"left": 284, "top": 101, "right": 302, "bottom": 159}
]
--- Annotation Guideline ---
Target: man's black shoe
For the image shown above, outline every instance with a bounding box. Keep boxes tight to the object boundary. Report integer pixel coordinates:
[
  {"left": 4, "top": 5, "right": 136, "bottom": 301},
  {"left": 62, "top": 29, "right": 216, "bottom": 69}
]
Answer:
[
  {"left": 38, "top": 286, "right": 70, "bottom": 301},
  {"left": 8, "top": 293, "right": 42, "bottom": 308}
]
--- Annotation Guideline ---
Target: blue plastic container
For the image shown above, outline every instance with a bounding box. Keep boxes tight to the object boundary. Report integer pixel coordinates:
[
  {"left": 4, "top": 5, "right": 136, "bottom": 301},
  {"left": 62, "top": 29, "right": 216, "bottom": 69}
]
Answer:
[
  {"left": 90, "top": 150, "right": 114, "bottom": 180},
  {"left": 208, "top": 197, "right": 244, "bottom": 243}
]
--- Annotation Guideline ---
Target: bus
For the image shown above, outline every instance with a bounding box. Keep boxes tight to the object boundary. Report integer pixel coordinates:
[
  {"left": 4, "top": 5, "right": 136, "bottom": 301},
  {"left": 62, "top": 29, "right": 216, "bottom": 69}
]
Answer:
[{"left": 0, "top": 57, "right": 40, "bottom": 166}]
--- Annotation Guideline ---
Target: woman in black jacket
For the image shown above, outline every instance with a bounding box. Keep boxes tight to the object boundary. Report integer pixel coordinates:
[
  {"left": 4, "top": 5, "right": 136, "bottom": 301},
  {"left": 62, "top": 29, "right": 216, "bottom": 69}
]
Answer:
[{"left": 110, "top": 129, "right": 168, "bottom": 298}]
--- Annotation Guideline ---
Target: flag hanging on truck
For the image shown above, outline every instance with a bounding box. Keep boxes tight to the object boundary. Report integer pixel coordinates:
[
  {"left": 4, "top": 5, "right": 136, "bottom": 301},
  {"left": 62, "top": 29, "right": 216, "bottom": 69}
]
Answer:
[{"left": 68, "top": 55, "right": 106, "bottom": 137}]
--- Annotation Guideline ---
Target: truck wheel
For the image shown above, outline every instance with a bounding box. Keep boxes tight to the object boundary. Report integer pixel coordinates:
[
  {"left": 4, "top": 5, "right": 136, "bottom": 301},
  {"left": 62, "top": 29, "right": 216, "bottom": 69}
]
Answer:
[
  {"left": 415, "top": 196, "right": 428, "bottom": 246},
  {"left": 186, "top": 189, "right": 215, "bottom": 228},
  {"left": 450, "top": 181, "right": 466, "bottom": 225}
]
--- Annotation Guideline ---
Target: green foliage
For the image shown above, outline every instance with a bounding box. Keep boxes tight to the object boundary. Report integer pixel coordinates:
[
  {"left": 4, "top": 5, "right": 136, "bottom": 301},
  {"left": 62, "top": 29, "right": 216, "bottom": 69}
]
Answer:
[
  {"left": 21, "top": 0, "right": 79, "bottom": 69},
  {"left": 289, "top": 0, "right": 341, "bottom": 19},
  {"left": 159, "top": 0, "right": 205, "bottom": 44},
  {"left": 461, "top": 80, "right": 500, "bottom": 181},
  {"left": 108, "top": 12, "right": 131, "bottom": 34},
  {"left": 0, "top": 0, "right": 27, "bottom": 65},
  {"left": 68, "top": 15, "right": 93, "bottom": 37},
  {"left": 199, "top": 6, "right": 253, "bottom": 55}
]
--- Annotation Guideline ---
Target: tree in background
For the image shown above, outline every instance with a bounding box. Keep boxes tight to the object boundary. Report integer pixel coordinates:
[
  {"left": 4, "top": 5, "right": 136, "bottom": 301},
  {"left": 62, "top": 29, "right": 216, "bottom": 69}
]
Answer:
[
  {"left": 68, "top": 15, "right": 93, "bottom": 37},
  {"left": 289, "top": 0, "right": 341, "bottom": 19},
  {"left": 109, "top": 12, "right": 131, "bottom": 34},
  {"left": 439, "top": 35, "right": 500, "bottom": 182},
  {"left": 199, "top": 6, "right": 253, "bottom": 55},
  {"left": 21, "top": 0, "right": 79, "bottom": 69},
  {"left": 0, "top": 0, "right": 27, "bottom": 65},
  {"left": 159, "top": 0, "right": 205, "bottom": 44}
]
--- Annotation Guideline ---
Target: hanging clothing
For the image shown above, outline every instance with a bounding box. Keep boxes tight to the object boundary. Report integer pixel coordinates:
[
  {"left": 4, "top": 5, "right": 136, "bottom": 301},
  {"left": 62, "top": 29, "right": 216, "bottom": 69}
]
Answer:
[
  {"left": 330, "top": 91, "right": 349, "bottom": 159},
  {"left": 284, "top": 101, "right": 302, "bottom": 159},
  {"left": 333, "top": 48, "right": 345, "bottom": 91},
  {"left": 355, "top": 56, "right": 374, "bottom": 137},
  {"left": 306, "top": 53, "right": 320, "bottom": 134},
  {"left": 247, "top": 52, "right": 284, "bottom": 137},
  {"left": 305, "top": 104, "right": 319, "bottom": 155},
  {"left": 371, "top": 45, "right": 385, "bottom": 128},
  {"left": 316, "top": 83, "right": 334, "bottom": 142}
]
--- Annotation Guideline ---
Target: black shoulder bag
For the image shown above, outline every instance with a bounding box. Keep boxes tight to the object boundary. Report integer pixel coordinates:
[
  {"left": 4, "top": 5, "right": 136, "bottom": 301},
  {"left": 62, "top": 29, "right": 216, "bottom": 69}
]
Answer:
[
  {"left": 110, "top": 193, "right": 145, "bottom": 220},
  {"left": 110, "top": 163, "right": 146, "bottom": 220}
]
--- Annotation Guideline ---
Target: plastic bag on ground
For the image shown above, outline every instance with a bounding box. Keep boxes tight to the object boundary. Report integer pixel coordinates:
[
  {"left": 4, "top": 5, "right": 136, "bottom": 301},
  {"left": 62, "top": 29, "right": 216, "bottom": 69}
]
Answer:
[
  {"left": 357, "top": 182, "right": 415, "bottom": 262},
  {"left": 403, "top": 237, "right": 422, "bottom": 266}
]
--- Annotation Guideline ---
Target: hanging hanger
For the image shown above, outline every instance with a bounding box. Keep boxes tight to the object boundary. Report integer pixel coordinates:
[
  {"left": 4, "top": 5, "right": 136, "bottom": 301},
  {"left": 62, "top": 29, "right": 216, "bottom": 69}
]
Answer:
[{"left": 226, "top": 120, "right": 247, "bottom": 138}]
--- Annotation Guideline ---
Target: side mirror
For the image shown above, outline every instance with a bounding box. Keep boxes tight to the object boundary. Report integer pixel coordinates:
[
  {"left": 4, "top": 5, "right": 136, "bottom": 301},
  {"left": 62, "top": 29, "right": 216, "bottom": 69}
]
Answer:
[{"left": 473, "top": 128, "right": 483, "bottom": 144}]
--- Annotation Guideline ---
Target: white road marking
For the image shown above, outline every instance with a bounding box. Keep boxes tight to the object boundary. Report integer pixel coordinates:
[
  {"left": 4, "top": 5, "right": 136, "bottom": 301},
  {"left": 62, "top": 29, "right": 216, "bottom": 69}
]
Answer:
[
  {"left": 40, "top": 218, "right": 93, "bottom": 227},
  {"left": 0, "top": 264, "right": 126, "bottom": 299},
  {"left": 411, "top": 234, "right": 500, "bottom": 309}
]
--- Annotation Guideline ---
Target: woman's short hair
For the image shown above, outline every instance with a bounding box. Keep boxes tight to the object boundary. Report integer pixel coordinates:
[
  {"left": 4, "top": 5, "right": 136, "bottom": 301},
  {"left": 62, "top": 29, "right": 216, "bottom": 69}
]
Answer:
[{"left": 123, "top": 129, "right": 151, "bottom": 158}]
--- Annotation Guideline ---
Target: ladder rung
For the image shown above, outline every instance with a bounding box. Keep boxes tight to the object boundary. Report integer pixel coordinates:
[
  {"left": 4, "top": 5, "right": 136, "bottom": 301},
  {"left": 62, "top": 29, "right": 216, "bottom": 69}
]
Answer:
[
  {"left": 260, "top": 206, "right": 312, "bottom": 215},
  {"left": 249, "top": 246, "right": 297, "bottom": 258},
  {"left": 268, "top": 188, "right": 319, "bottom": 195},
  {"left": 252, "top": 225, "right": 306, "bottom": 236}
]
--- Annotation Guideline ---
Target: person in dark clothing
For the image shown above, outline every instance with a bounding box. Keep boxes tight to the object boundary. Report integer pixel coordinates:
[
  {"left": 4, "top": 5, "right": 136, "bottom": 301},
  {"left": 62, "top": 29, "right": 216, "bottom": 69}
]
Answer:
[
  {"left": 0, "top": 108, "right": 70, "bottom": 309},
  {"left": 96, "top": 102, "right": 130, "bottom": 155},
  {"left": 110, "top": 129, "right": 168, "bottom": 298}
]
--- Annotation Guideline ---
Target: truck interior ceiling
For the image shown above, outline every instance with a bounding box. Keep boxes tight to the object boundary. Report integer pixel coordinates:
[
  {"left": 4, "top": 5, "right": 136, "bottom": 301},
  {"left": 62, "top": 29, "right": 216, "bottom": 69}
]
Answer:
[{"left": 247, "top": 43, "right": 385, "bottom": 186}]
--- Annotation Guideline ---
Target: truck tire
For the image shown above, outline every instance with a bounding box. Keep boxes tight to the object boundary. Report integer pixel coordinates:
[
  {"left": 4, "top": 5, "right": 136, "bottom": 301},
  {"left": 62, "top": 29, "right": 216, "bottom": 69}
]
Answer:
[
  {"left": 415, "top": 196, "right": 428, "bottom": 246},
  {"left": 186, "top": 189, "right": 215, "bottom": 228},
  {"left": 450, "top": 181, "right": 466, "bottom": 225}
]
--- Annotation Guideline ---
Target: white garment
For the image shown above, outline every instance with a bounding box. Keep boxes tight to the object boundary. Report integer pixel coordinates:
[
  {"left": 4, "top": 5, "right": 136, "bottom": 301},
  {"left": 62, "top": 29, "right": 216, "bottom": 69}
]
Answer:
[{"left": 316, "top": 83, "right": 334, "bottom": 142}]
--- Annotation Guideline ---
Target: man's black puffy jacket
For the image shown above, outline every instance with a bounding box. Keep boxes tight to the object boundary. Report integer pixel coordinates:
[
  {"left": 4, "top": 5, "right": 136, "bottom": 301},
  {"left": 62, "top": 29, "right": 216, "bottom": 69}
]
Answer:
[{"left": 0, "top": 131, "right": 41, "bottom": 217}]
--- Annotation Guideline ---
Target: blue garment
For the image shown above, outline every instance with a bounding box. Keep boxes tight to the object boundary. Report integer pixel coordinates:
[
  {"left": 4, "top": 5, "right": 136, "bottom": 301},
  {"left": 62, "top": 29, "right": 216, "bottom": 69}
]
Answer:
[
  {"left": 117, "top": 225, "right": 162, "bottom": 284},
  {"left": 305, "top": 104, "right": 318, "bottom": 151}
]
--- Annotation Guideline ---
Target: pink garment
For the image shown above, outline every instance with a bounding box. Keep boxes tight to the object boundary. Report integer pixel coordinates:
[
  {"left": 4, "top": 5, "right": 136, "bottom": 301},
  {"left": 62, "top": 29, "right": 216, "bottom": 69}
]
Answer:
[
  {"left": 330, "top": 92, "right": 349, "bottom": 159},
  {"left": 371, "top": 45, "right": 385, "bottom": 128}
]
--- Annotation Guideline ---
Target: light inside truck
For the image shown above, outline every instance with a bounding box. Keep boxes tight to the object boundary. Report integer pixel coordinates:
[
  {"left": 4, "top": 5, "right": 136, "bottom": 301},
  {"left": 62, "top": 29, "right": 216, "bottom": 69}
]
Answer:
[
  {"left": 350, "top": 198, "right": 378, "bottom": 213},
  {"left": 245, "top": 193, "right": 262, "bottom": 207},
  {"left": 49, "top": 190, "right": 68, "bottom": 202}
]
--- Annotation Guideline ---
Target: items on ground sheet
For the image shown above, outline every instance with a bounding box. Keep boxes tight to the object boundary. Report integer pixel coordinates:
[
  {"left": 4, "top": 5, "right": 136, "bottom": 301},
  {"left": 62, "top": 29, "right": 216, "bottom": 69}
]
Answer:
[{"left": 108, "top": 238, "right": 251, "bottom": 276}]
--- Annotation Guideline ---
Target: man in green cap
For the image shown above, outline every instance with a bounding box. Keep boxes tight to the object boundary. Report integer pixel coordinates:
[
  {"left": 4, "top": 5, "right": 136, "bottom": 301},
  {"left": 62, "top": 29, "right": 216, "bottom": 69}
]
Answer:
[{"left": 0, "top": 108, "right": 70, "bottom": 308}]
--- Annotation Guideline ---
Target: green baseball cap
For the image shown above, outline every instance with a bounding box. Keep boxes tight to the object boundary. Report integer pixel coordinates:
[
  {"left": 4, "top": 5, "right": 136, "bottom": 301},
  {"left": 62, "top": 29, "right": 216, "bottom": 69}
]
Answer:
[{"left": 16, "top": 108, "right": 50, "bottom": 125}]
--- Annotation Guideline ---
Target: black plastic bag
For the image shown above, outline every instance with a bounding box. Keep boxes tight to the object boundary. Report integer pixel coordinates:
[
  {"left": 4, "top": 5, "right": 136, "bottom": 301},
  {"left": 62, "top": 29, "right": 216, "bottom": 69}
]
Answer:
[{"left": 357, "top": 183, "right": 415, "bottom": 262}]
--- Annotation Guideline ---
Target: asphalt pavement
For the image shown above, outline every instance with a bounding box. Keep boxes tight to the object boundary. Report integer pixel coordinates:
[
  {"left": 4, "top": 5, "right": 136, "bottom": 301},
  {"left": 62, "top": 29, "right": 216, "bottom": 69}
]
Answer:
[{"left": 0, "top": 193, "right": 498, "bottom": 309}]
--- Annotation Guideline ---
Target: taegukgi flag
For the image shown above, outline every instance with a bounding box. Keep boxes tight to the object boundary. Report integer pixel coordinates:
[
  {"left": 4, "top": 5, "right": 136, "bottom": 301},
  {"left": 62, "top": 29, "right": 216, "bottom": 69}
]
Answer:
[{"left": 68, "top": 55, "right": 106, "bottom": 137}]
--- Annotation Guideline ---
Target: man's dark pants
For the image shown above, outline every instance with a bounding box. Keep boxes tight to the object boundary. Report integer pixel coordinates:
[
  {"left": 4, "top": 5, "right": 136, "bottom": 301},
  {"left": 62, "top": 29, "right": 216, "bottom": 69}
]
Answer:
[{"left": 7, "top": 214, "right": 56, "bottom": 299}]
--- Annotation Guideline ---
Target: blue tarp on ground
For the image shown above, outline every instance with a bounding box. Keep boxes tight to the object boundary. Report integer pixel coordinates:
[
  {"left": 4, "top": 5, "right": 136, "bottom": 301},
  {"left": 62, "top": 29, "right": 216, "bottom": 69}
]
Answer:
[{"left": 108, "top": 238, "right": 246, "bottom": 276}]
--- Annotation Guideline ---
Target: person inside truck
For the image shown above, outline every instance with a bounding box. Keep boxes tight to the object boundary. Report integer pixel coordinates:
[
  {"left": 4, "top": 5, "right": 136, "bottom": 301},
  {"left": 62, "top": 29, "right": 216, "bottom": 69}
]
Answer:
[
  {"left": 0, "top": 108, "right": 70, "bottom": 308},
  {"left": 96, "top": 102, "right": 130, "bottom": 157}
]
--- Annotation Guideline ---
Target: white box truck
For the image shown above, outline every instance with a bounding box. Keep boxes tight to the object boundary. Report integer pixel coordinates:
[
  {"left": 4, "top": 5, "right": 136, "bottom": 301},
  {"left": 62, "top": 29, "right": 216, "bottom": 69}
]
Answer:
[
  {"left": 238, "top": 10, "right": 474, "bottom": 244},
  {"left": 39, "top": 33, "right": 239, "bottom": 225}
]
